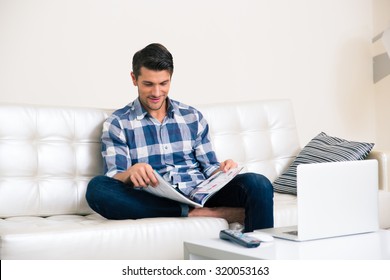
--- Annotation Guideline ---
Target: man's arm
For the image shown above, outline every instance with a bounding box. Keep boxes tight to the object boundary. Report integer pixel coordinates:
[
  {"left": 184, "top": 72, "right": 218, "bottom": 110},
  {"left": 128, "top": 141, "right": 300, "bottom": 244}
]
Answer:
[{"left": 102, "top": 117, "right": 157, "bottom": 187}]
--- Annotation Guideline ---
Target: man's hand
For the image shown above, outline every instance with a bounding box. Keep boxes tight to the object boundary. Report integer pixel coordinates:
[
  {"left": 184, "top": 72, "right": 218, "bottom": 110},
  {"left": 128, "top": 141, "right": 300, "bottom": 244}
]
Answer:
[
  {"left": 219, "top": 159, "right": 238, "bottom": 173},
  {"left": 114, "top": 163, "right": 158, "bottom": 188}
]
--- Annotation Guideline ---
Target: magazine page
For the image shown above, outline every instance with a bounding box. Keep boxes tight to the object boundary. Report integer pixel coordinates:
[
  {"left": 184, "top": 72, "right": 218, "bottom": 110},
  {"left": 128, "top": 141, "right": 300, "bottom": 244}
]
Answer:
[
  {"left": 192, "top": 167, "right": 243, "bottom": 194},
  {"left": 188, "top": 166, "right": 243, "bottom": 205},
  {"left": 143, "top": 167, "right": 243, "bottom": 208},
  {"left": 143, "top": 171, "right": 203, "bottom": 208}
]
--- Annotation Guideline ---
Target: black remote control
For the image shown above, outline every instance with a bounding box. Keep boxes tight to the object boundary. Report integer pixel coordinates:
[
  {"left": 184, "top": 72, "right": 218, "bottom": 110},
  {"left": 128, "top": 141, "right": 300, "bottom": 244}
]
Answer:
[{"left": 219, "top": 229, "right": 261, "bottom": 248}]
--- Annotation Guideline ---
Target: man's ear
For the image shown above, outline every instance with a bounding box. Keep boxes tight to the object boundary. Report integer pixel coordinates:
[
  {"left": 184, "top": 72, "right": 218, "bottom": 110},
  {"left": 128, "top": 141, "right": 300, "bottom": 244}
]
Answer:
[{"left": 130, "top": 72, "right": 137, "bottom": 86}]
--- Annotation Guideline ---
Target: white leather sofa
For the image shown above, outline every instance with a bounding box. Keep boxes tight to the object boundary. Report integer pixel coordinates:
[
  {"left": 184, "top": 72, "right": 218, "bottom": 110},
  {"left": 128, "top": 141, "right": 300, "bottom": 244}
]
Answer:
[{"left": 0, "top": 100, "right": 389, "bottom": 259}]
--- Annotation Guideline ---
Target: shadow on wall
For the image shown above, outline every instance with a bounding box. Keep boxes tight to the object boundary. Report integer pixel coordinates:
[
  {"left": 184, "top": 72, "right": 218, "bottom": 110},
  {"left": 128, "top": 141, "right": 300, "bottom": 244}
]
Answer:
[{"left": 373, "top": 29, "right": 390, "bottom": 83}]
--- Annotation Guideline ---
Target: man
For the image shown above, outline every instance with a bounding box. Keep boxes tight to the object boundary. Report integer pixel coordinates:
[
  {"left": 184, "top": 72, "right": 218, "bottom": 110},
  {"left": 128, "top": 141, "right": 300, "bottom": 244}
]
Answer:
[{"left": 86, "top": 43, "right": 273, "bottom": 232}]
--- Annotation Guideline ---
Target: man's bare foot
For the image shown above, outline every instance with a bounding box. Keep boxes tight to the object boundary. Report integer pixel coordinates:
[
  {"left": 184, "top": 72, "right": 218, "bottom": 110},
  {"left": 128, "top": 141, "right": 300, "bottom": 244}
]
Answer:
[{"left": 188, "top": 207, "right": 244, "bottom": 224}]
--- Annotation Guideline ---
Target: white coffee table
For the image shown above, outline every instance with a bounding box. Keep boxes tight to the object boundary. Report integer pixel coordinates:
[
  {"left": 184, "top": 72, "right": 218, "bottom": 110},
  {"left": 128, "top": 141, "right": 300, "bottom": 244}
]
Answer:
[{"left": 184, "top": 230, "right": 390, "bottom": 260}]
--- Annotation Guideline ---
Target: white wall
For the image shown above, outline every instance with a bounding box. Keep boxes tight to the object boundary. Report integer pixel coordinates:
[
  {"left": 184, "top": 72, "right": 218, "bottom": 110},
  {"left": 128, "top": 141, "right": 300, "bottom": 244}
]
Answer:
[{"left": 0, "top": 0, "right": 377, "bottom": 146}]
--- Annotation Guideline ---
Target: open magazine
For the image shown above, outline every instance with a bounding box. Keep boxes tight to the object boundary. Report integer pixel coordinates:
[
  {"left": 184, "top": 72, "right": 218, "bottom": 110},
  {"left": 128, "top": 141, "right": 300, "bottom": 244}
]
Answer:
[{"left": 143, "top": 167, "right": 244, "bottom": 208}]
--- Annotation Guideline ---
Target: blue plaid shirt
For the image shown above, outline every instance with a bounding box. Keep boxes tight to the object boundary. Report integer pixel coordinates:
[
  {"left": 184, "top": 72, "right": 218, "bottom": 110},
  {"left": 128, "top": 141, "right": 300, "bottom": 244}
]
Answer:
[{"left": 102, "top": 98, "right": 220, "bottom": 196}]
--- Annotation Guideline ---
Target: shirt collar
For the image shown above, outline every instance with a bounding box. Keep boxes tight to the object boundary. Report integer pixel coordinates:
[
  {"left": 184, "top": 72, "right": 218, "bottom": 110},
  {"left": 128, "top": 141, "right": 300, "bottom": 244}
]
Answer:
[{"left": 131, "top": 97, "right": 176, "bottom": 121}]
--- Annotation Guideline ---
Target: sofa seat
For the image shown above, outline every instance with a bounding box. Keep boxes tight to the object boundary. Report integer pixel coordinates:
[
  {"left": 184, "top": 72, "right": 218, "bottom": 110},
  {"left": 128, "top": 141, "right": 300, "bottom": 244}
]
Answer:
[
  {"left": 273, "top": 193, "right": 298, "bottom": 226},
  {"left": 0, "top": 215, "right": 227, "bottom": 259},
  {"left": 0, "top": 193, "right": 298, "bottom": 260}
]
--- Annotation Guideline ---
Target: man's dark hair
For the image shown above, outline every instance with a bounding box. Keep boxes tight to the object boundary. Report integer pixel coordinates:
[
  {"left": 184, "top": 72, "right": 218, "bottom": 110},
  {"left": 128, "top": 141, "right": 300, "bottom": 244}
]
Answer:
[{"left": 132, "top": 43, "right": 174, "bottom": 80}]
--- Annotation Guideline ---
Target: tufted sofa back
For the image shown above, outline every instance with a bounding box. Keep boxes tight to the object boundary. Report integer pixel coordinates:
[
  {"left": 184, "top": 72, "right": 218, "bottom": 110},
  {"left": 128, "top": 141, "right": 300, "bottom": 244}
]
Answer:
[
  {"left": 198, "top": 100, "right": 300, "bottom": 181},
  {"left": 0, "top": 105, "right": 109, "bottom": 218},
  {"left": 0, "top": 100, "right": 300, "bottom": 218}
]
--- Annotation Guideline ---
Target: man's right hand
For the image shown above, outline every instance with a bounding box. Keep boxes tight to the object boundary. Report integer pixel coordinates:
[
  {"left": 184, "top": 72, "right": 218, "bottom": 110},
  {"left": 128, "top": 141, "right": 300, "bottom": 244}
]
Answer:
[{"left": 114, "top": 163, "right": 158, "bottom": 188}]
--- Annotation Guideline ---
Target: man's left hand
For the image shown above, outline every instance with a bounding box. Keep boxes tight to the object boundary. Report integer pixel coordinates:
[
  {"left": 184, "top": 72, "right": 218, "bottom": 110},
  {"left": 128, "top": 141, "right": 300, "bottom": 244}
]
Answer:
[{"left": 219, "top": 159, "right": 238, "bottom": 172}]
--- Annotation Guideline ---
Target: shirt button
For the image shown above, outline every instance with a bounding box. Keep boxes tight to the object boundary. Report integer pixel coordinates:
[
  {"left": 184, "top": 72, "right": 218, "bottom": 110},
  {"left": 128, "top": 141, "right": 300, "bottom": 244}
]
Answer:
[{"left": 164, "top": 146, "right": 168, "bottom": 150}]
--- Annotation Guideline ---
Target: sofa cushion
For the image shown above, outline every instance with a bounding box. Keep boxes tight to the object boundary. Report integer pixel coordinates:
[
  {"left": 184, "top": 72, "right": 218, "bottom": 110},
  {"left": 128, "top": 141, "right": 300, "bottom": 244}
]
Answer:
[
  {"left": 273, "top": 132, "right": 374, "bottom": 195},
  {"left": 0, "top": 215, "right": 228, "bottom": 259}
]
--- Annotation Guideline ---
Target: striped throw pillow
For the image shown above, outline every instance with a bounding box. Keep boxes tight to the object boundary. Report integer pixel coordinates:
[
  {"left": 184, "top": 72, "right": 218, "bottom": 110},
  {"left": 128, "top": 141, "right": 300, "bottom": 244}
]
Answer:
[{"left": 273, "top": 132, "right": 374, "bottom": 195}]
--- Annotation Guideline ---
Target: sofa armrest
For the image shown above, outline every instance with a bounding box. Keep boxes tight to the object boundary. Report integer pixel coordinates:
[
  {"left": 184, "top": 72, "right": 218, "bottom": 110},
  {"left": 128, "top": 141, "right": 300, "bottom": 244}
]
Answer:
[{"left": 367, "top": 150, "right": 390, "bottom": 192}]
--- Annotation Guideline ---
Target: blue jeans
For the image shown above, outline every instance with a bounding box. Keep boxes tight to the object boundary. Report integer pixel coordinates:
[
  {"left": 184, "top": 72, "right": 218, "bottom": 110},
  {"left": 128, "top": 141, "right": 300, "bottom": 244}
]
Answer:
[{"left": 86, "top": 173, "right": 274, "bottom": 232}]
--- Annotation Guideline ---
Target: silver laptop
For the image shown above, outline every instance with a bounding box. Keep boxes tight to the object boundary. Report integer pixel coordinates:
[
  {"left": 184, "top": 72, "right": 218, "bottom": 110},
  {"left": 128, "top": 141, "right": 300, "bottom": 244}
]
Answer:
[{"left": 262, "top": 160, "right": 379, "bottom": 241}]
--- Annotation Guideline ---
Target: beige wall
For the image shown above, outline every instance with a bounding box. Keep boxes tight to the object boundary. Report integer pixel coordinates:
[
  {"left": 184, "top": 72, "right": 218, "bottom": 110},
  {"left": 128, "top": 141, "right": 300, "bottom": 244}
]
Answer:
[
  {"left": 0, "top": 0, "right": 378, "bottom": 146},
  {"left": 373, "top": 0, "right": 390, "bottom": 150}
]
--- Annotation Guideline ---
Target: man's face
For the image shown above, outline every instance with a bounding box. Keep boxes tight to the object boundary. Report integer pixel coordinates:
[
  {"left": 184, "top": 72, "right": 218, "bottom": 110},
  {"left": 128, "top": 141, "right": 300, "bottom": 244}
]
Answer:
[{"left": 131, "top": 67, "right": 171, "bottom": 114}]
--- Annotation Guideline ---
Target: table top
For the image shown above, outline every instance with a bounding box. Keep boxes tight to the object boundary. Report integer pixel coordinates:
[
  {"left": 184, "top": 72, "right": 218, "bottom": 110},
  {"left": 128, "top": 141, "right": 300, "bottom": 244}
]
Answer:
[{"left": 184, "top": 230, "right": 390, "bottom": 260}]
